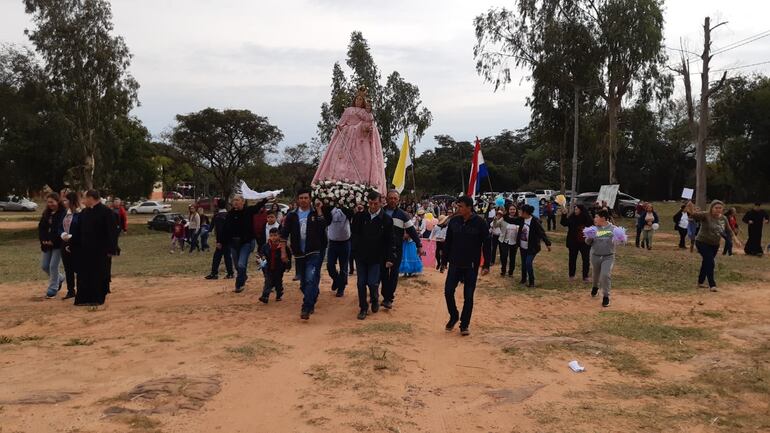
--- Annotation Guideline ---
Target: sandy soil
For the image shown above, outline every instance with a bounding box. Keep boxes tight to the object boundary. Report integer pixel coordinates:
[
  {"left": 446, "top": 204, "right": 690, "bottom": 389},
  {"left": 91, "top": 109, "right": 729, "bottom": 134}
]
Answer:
[{"left": 0, "top": 266, "right": 768, "bottom": 433}]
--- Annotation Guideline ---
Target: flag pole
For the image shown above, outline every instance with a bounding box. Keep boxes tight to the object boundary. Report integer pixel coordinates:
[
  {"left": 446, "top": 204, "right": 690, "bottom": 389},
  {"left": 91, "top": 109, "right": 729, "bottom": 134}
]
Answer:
[{"left": 408, "top": 128, "right": 417, "bottom": 195}]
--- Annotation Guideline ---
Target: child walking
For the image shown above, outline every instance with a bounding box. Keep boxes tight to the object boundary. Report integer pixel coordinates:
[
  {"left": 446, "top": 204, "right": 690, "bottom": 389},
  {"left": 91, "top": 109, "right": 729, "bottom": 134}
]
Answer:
[
  {"left": 259, "top": 228, "right": 286, "bottom": 303},
  {"left": 170, "top": 217, "right": 186, "bottom": 253},
  {"left": 584, "top": 209, "right": 625, "bottom": 307},
  {"left": 430, "top": 215, "right": 448, "bottom": 272},
  {"left": 399, "top": 231, "right": 423, "bottom": 277}
]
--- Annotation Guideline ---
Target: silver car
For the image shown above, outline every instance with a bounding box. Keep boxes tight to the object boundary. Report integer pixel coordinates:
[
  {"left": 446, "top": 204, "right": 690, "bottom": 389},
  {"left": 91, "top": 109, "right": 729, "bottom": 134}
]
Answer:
[{"left": 0, "top": 196, "right": 39, "bottom": 212}]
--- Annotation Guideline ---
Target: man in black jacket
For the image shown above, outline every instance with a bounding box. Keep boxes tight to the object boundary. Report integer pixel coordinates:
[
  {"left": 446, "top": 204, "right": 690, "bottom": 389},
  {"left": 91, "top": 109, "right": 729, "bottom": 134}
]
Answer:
[
  {"left": 351, "top": 191, "right": 396, "bottom": 320},
  {"left": 280, "top": 188, "right": 327, "bottom": 320},
  {"left": 222, "top": 195, "right": 267, "bottom": 293},
  {"left": 443, "top": 196, "right": 491, "bottom": 336},
  {"left": 381, "top": 190, "right": 422, "bottom": 309},
  {"left": 205, "top": 198, "right": 234, "bottom": 280},
  {"left": 74, "top": 190, "right": 117, "bottom": 306}
]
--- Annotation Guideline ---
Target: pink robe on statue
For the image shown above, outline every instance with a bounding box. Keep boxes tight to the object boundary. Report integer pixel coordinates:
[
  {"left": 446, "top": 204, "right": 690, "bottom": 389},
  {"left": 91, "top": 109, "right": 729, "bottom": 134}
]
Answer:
[{"left": 313, "top": 106, "right": 387, "bottom": 194}]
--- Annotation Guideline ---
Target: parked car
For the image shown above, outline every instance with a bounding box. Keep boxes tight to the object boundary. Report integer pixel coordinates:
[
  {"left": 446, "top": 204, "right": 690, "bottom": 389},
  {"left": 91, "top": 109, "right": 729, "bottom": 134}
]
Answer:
[
  {"left": 534, "top": 189, "right": 556, "bottom": 204},
  {"left": 514, "top": 192, "right": 538, "bottom": 204},
  {"left": 147, "top": 213, "right": 183, "bottom": 232},
  {"left": 129, "top": 200, "right": 172, "bottom": 214},
  {"left": 573, "top": 192, "right": 640, "bottom": 218},
  {"left": 0, "top": 195, "right": 38, "bottom": 212},
  {"left": 195, "top": 197, "right": 222, "bottom": 212},
  {"left": 163, "top": 191, "right": 184, "bottom": 200}
]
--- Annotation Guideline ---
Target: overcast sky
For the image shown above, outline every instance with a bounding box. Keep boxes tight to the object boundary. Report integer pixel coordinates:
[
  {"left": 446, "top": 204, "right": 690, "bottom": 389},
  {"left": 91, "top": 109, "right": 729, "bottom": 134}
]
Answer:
[{"left": 1, "top": 0, "right": 768, "bottom": 155}]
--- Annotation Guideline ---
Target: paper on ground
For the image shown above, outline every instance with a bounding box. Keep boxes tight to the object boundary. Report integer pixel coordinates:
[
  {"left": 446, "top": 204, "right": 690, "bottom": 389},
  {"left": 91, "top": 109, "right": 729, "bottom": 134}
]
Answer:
[{"left": 568, "top": 360, "right": 585, "bottom": 372}]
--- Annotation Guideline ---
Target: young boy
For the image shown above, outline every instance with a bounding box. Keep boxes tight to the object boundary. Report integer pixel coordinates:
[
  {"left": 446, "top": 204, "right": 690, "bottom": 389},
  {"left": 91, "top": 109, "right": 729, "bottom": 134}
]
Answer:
[
  {"left": 585, "top": 209, "right": 617, "bottom": 307},
  {"left": 264, "top": 211, "right": 280, "bottom": 241},
  {"left": 258, "top": 228, "right": 286, "bottom": 303},
  {"left": 171, "top": 216, "right": 186, "bottom": 253}
]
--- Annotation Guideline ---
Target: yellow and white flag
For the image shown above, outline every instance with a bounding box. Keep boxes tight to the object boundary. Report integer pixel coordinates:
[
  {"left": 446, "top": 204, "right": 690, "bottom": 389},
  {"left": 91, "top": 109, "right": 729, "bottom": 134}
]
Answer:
[{"left": 392, "top": 132, "right": 412, "bottom": 193}]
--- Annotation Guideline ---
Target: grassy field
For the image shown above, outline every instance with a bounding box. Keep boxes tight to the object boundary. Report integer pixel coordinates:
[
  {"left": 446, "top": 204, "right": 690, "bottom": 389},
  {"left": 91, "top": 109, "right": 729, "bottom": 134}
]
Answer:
[{"left": 2, "top": 202, "right": 767, "bottom": 287}]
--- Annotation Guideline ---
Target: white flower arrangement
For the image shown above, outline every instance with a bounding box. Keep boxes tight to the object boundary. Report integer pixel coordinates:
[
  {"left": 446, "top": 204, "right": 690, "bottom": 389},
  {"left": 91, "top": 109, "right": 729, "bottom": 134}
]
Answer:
[{"left": 312, "top": 179, "right": 376, "bottom": 209}]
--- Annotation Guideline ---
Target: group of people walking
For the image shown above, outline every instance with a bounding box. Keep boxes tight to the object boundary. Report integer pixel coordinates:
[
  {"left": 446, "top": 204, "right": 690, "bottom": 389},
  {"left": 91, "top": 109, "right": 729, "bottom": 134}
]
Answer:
[
  {"left": 38, "top": 190, "right": 122, "bottom": 307},
  {"left": 38, "top": 188, "right": 769, "bottom": 335}
]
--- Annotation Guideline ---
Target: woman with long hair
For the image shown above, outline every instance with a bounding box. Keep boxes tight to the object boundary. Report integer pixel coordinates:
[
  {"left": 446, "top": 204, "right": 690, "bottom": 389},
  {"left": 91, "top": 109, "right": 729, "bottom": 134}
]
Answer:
[
  {"left": 38, "top": 193, "right": 66, "bottom": 299},
  {"left": 516, "top": 204, "right": 551, "bottom": 287},
  {"left": 560, "top": 204, "right": 592, "bottom": 281},
  {"left": 497, "top": 205, "right": 522, "bottom": 277},
  {"left": 60, "top": 192, "right": 81, "bottom": 300},
  {"left": 685, "top": 200, "right": 728, "bottom": 292}
]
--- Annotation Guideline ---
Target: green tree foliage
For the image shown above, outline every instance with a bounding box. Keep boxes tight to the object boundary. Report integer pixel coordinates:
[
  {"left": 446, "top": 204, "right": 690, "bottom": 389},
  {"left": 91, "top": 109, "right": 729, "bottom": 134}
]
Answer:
[
  {"left": 317, "top": 31, "right": 432, "bottom": 163},
  {"left": 0, "top": 46, "right": 72, "bottom": 194},
  {"left": 96, "top": 117, "right": 158, "bottom": 201},
  {"left": 709, "top": 75, "right": 770, "bottom": 201},
  {"left": 474, "top": 0, "right": 670, "bottom": 184},
  {"left": 169, "top": 108, "right": 283, "bottom": 198},
  {"left": 24, "top": 0, "right": 139, "bottom": 189}
]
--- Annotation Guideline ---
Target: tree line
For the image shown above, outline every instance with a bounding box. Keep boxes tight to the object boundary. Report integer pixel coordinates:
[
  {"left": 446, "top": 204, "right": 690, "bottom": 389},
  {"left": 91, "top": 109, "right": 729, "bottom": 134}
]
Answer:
[{"left": 0, "top": 0, "right": 767, "bottom": 203}]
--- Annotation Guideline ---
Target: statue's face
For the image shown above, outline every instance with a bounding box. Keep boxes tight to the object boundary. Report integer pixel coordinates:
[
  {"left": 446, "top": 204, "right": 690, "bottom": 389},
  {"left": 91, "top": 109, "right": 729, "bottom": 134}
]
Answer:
[{"left": 355, "top": 95, "right": 365, "bottom": 108}]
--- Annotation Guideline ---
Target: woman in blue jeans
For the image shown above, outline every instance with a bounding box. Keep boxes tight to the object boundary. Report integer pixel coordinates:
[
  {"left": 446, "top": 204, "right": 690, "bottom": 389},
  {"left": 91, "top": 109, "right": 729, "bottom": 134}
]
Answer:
[
  {"left": 38, "top": 193, "right": 66, "bottom": 299},
  {"left": 516, "top": 204, "right": 552, "bottom": 287},
  {"left": 685, "top": 200, "right": 728, "bottom": 292}
]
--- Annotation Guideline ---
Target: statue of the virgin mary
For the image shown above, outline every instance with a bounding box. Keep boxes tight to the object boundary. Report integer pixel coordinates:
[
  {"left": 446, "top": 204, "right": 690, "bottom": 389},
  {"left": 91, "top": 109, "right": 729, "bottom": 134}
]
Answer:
[{"left": 312, "top": 87, "right": 386, "bottom": 194}]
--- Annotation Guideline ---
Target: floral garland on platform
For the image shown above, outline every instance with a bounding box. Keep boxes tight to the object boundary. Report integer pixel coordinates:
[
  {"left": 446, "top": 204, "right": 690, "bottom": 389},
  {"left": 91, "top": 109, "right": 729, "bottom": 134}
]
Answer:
[{"left": 312, "top": 180, "right": 376, "bottom": 209}]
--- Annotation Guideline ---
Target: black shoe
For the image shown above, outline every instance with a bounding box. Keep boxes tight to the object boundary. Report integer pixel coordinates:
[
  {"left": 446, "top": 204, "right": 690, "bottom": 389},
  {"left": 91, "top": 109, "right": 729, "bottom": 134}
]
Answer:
[
  {"left": 602, "top": 296, "right": 610, "bottom": 307},
  {"left": 225, "top": 273, "right": 234, "bottom": 279},
  {"left": 460, "top": 327, "right": 470, "bottom": 336},
  {"left": 234, "top": 286, "right": 245, "bottom": 293},
  {"left": 205, "top": 274, "right": 218, "bottom": 280},
  {"left": 276, "top": 294, "right": 283, "bottom": 301},
  {"left": 591, "top": 287, "right": 599, "bottom": 297},
  {"left": 331, "top": 285, "right": 337, "bottom": 292},
  {"left": 382, "top": 301, "right": 393, "bottom": 310},
  {"left": 259, "top": 296, "right": 268, "bottom": 304},
  {"left": 445, "top": 317, "right": 459, "bottom": 331},
  {"left": 519, "top": 279, "right": 527, "bottom": 285},
  {"left": 371, "top": 303, "right": 379, "bottom": 313},
  {"left": 500, "top": 271, "right": 506, "bottom": 277},
  {"left": 357, "top": 310, "right": 367, "bottom": 320},
  {"left": 335, "top": 291, "right": 344, "bottom": 298},
  {"left": 300, "top": 310, "right": 310, "bottom": 320},
  {"left": 527, "top": 282, "right": 535, "bottom": 288},
  {"left": 62, "top": 292, "right": 76, "bottom": 300}
]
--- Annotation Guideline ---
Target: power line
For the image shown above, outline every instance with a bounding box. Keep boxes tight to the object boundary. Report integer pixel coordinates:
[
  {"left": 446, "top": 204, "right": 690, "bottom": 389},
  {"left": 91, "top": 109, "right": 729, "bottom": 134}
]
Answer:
[{"left": 668, "top": 29, "right": 770, "bottom": 68}]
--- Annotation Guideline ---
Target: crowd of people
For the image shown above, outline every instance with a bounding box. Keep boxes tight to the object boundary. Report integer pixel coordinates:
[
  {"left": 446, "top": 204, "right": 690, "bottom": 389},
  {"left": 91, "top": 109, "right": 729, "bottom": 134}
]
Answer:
[{"left": 37, "top": 189, "right": 769, "bottom": 334}]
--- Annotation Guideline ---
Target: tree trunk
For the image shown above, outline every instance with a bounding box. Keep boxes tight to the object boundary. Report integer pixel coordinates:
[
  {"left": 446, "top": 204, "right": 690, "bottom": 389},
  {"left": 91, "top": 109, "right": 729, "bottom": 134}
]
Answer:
[
  {"left": 607, "top": 97, "right": 620, "bottom": 184},
  {"left": 695, "top": 17, "right": 712, "bottom": 208}
]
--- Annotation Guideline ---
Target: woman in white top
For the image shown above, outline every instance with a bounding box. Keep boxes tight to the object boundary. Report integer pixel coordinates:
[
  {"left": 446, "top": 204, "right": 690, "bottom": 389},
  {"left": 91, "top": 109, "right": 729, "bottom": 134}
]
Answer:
[{"left": 187, "top": 206, "right": 202, "bottom": 252}]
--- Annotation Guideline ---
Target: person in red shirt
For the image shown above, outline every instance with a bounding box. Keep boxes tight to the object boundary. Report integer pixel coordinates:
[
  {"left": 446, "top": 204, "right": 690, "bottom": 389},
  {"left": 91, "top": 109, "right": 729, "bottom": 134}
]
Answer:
[
  {"left": 258, "top": 228, "right": 286, "bottom": 303},
  {"left": 171, "top": 217, "right": 186, "bottom": 253}
]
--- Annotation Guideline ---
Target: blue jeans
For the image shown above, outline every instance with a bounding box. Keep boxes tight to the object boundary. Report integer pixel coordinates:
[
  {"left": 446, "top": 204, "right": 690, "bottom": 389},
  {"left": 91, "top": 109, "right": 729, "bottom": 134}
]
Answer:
[
  {"left": 696, "top": 241, "right": 718, "bottom": 287},
  {"left": 211, "top": 245, "right": 233, "bottom": 276},
  {"left": 41, "top": 249, "right": 64, "bottom": 297},
  {"left": 296, "top": 253, "right": 322, "bottom": 313},
  {"left": 189, "top": 229, "right": 201, "bottom": 252},
  {"left": 326, "top": 240, "right": 350, "bottom": 293},
  {"left": 520, "top": 249, "right": 537, "bottom": 284},
  {"left": 356, "top": 259, "right": 381, "bottom": 311},
  {"left": 200, "top": 225, "right": 210, "bottom": 250},
  {"left": 230, "top": 240, "right": 256, "bottom": 289},
  {"left": 444, "top": 265, "right": 479, "bottom": 329}
]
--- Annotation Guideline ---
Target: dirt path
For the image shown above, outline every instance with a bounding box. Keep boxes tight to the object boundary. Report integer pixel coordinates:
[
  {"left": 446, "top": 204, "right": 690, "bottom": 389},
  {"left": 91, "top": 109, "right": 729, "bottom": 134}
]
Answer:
[{"left": 1, "top": 266, "right": 768, "bottom": 432}]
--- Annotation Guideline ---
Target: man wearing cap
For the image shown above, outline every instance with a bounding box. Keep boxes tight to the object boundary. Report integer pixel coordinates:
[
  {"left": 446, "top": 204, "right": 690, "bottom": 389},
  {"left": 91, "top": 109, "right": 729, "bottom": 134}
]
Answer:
[{"left": 381, "top": 189, "right": 422, "bottom": 309}]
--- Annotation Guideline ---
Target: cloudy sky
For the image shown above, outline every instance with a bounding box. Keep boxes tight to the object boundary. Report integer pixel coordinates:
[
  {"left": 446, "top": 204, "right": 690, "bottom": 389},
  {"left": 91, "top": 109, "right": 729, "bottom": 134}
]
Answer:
[{"left": 1, "top": 0, "right": 768, "bottom": 155}]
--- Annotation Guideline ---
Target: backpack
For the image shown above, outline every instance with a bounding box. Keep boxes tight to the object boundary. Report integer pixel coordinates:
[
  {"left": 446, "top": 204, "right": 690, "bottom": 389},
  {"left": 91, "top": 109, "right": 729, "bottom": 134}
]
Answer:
[{"left": 327, "top": 208, "right": 351, "bottom": 241}]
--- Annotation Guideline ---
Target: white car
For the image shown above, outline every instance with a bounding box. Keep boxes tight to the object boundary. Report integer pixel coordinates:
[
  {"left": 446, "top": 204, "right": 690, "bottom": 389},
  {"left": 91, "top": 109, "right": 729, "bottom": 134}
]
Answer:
[
  {"left": 534, "top": 189, "right": 556, "bottom": 204},
  {"left": 128, "top": 200, "right": 172, "bottom": 214}
]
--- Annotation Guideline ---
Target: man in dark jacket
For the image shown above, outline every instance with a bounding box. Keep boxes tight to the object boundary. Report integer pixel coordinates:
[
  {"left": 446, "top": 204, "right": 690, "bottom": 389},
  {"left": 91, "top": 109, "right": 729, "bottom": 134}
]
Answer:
[
  {"left": 516, "top": 204, "right": 552, "bottom": 287},
  {"left": 205, "top": 198, "right": 234, "bottom": 280},
  {"left": 443, "top": 196, "right": 491, "bottom": 336},
  {"left": 351, "top": 191, "right": 396, "bottom": 320},
  {"left": 381, "top": 190, "right": 422, "bottom": 309},
  {"left": 74, "top": 190, "right": 117, "bottom": 306},
  {"left": 222, "top": 195, "right": 267, "bottom": 293},
  {"left": 280, "top": 188, "right": 327, "bottom": 320}
]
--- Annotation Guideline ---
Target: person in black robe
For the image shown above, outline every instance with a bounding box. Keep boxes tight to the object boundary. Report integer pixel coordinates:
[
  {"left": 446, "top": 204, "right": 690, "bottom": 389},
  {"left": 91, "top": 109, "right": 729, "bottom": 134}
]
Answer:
[
  {"left": 73, "top": 190, "right": 118, "bottom": 306},
  {"left": 743, "top": 202, "right": 769, "bottom": 256}
]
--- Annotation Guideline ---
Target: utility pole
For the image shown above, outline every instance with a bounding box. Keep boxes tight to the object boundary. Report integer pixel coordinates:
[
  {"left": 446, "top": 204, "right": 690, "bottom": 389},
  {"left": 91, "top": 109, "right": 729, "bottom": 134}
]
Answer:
[{"left": 570, "top": 85, "right": 580, "bottom": 211}]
